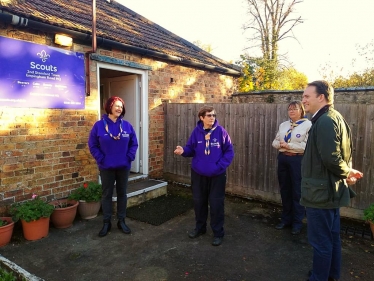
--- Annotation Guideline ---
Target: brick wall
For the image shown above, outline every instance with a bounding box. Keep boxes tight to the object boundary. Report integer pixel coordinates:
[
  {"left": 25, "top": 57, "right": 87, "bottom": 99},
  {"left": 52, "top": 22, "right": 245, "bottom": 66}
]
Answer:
[
  {"left": 0, "top": 26, "right": 238, "bottom": 213},
  {"left": 232, "top": 88, "right": 374, "bottom": 104},
  {"left": 145, "top": 62, "right": 237, "bottom": 178}
]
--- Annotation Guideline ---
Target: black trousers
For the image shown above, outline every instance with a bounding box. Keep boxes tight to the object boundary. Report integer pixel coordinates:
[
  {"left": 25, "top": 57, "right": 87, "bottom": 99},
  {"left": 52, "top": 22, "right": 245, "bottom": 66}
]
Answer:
[
  {"left": 191, "top": 169, "right": 226, "bottom": 237},
  {"left": 277, "top": 153, "right": 305, "bottom": 229},
  {"left": 100, "top": 168, "right": 130, "bottom": 221}
]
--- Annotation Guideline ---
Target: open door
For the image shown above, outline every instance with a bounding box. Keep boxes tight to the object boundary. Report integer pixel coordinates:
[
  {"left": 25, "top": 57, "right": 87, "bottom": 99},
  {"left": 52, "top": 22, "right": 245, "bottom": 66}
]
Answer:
[{"left": 107, "top": 75, "right": 140, "bottom": 173}]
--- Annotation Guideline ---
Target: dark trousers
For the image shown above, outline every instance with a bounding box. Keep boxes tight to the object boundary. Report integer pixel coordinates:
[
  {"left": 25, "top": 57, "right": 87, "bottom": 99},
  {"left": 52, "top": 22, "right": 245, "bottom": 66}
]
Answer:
[
  {"left": 306, "top": 207, "right": 341, "bottom": 281},
  {"left": 100, "top": 168, "right": 130, "bottom": 221},
  {"left": 191, "top": 169, "right": 226, "bottom": 237},
  {"left": 277, "top": 153, "right": 305, "bottom": 229}
]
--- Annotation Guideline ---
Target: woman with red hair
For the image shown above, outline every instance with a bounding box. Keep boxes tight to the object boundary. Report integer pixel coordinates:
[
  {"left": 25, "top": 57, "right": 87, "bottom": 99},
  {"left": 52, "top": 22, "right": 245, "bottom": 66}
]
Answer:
[{"left": 88, "top": 96, "right": 138, "bottom": 237}]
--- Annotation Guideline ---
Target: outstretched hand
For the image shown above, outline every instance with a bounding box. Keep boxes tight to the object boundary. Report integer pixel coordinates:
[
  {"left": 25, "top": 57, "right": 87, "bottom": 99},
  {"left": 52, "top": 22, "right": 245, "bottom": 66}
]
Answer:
[{"left": 174, "top": 146, "right": 184, "bottom": 155}]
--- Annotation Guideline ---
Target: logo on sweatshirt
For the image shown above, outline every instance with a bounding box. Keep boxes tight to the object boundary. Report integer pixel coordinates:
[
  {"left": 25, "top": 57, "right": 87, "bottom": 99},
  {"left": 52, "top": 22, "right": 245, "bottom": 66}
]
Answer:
[
  {"left": 122, "top": 131, "right": 129, "bottom": 138},
  {"left": 210, "top": 138, "right": 220, "bottom": 148}
]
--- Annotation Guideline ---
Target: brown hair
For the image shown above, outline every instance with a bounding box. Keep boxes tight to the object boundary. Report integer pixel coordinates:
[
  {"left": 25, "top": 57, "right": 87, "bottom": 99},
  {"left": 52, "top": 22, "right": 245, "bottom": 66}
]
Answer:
[
  {"left": 307, "top": 80, "right": 334, "bottom": 104},
  {"left": 198, "top": 106, "right": 215, "bottom": 118},
  {"left": 288, "top": 101, "right": 306, "bottom": 118},
  {"left": 104, "top": 96, "right": 126, "bottom": 118}
]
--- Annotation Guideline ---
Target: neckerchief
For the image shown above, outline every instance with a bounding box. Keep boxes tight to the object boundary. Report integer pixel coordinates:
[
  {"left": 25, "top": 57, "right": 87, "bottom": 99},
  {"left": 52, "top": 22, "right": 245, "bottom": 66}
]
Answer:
[
  {"left": 284, "top": 117, "right": 309, "bottom": 143},
  {"left": 103, "top": 118, "right": 122, "bottom": 140},
  {"left": 204, "top": 126, "right": 217, "bottom": 155}
]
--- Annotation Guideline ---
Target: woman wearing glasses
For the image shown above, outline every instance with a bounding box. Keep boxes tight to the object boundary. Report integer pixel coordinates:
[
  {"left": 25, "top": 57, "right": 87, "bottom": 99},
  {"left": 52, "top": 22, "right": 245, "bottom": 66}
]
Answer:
[
  {"left": 272, "top": 101, "right": 312, "bottom": 235},
  {"left": 88, "top": 96, "right": 138, "bottom": 237},
  {"left": 174, "top": 106, "right": 234, "bottom": 246}
]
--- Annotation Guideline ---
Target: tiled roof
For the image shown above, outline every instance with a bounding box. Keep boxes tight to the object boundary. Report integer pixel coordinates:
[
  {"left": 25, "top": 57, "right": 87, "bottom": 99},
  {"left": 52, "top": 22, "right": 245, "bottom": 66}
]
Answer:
[{"left": 0, "top": 0, "right": 241, "bottom": 75}]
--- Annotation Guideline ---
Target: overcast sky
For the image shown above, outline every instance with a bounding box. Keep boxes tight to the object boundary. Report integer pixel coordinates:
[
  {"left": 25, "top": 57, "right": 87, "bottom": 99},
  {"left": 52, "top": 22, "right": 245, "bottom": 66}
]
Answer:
[{"left": 119, "top": 0, "right": 374, "bottom": 81}]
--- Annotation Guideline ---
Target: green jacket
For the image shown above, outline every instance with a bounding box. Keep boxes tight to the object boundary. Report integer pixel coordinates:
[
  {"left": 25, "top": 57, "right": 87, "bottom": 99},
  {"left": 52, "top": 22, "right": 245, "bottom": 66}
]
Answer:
[{"left": 300, "top": 106, "right": 353, "bottom": 209}]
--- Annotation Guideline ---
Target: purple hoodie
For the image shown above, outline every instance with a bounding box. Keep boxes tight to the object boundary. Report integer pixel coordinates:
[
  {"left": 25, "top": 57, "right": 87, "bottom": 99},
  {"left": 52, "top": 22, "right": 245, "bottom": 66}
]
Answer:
[
  {"left": 182, "top": 119, "right": 234, "bottom": 177},
  {"left": 88, "top": 114, "right": 138, "bottom": 170}
]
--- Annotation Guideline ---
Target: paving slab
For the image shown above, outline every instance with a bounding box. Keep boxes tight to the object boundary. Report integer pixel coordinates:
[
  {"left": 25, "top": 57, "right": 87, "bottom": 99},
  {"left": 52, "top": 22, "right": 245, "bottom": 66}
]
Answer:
[{"left": 1, "top": 186, "right": 373, "bottom": 281}]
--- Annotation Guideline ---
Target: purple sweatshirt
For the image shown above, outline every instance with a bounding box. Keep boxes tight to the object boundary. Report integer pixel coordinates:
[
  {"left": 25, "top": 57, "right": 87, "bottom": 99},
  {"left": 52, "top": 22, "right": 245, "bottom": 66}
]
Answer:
[
  {"left": 88, "top": 114, "right": 138, "bottom": 170},
  {"left": 182, "top": 119, "right": 234, "bottom": 177}
]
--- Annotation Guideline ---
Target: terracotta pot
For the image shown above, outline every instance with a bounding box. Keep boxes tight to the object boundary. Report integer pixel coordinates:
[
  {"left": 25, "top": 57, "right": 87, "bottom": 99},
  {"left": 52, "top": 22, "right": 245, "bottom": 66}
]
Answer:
[
  {"left": 0, "top": 217, "right": 15, "bottom": 247},
  {"left": 369, "top": 221, "right": 374, "bottom": 237},
  {"left": 21, "top": 217, "right": 50, "bottom": 241},
  {"left": 50, "top": 199, "right": 79, "bottom": 228},
  {"left": 78, "top": 200, "right": 101, "bottom": 220}
]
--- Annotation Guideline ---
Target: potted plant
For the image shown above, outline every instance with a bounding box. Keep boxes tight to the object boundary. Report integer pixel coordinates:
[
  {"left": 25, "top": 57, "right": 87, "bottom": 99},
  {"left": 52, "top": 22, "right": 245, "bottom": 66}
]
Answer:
[
  {"left": 68, "top": 182, "right": 102, "bottom": 219},
  {"left": 49, "top": 199, "right": 79, "bottom": 229},
  {"left": 0, "top": 217, "right": 15, "bottom": 247},
  {"left": 9, "top": 194, "right": 54, "bottom": 241},
  {"left": 363, "top": 203, "right": 374, "bottom": 237}
]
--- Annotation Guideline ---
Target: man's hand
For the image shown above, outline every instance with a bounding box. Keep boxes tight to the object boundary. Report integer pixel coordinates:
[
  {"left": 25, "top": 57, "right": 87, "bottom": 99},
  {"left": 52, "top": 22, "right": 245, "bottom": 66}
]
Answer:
[
  {"left": 348, "top": 169, "right": 363, "bottom": 179},
  {"left": 174, "top": 146, "right": 184, "bottom": 155},
  {"left": 346, "top": 169, "right": 363, "bottom": 185}
]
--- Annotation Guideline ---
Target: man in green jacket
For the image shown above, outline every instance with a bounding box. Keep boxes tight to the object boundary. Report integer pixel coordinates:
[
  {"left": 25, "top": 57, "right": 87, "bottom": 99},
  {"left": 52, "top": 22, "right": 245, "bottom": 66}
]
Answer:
[{"left": 301, "top": 80, "right": 363, "bottom": 281}]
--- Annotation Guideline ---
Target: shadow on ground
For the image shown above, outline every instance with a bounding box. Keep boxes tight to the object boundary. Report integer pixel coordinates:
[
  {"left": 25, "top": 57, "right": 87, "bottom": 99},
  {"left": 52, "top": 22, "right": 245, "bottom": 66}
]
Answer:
[{"left": 1, "top": 184, "right": 373, "bottom": 281}]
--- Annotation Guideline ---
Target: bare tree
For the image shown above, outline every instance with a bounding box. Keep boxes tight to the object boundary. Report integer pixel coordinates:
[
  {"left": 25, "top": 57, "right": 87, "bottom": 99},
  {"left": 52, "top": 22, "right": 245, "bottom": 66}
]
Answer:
[{"left": 243, "top": 0, "right": 303, "bottom": 62}]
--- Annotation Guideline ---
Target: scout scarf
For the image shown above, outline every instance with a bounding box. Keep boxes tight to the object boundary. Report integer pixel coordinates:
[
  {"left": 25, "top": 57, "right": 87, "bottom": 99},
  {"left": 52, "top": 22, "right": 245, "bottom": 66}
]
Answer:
[
  {"left": 284, "top": 117, "right": 308, "bottom": 143},
  {"left": 103, "top": 118, "right": 123, "bottom": 140},
  {"left": 204, "top": 126, "right": 217, "bottom": 155}
]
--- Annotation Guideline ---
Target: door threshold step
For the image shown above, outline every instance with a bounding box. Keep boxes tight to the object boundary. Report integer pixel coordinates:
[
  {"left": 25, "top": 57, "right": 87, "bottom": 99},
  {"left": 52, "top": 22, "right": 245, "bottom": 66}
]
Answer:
[{"left": 112, "top": 179, "right": 167, "bottom": 208}]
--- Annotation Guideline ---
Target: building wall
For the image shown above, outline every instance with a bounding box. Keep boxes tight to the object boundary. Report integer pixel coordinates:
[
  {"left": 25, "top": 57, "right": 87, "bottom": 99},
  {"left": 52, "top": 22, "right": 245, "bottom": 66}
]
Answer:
[
  {"left": 0, "top": 26, "right": 238, "bottom": 212},
  {"left": 232, "top": 88, "right": 374, "bottom": 104}
]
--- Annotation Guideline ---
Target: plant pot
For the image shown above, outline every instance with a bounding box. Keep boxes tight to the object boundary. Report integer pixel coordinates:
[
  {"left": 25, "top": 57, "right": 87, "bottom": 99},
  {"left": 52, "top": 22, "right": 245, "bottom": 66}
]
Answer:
[
  {"left": 21, "top": 217, "right": 50, "bottom": 241},
  {"left": 369, "top": 221, "right": 374, "bottom": 237},
  {"left": 78, "top": 200, "right": 101, "bottom": 220},
  {"left": 0, "top": 217, "right": 15, "bottom": 247},
  {"left": 50, "top": 199, "right": 79, "bottom": 228}
]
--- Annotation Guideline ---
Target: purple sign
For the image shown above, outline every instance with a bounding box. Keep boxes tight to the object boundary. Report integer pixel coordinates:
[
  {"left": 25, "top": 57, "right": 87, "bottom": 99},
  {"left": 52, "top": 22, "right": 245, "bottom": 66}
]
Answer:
[{"left": 0, "top": 36, "right": 85, "bottom": 109}]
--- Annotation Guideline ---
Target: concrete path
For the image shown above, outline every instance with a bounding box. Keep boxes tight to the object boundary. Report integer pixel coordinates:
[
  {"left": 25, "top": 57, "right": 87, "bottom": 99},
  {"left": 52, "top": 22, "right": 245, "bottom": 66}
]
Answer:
[{"left": 1, "top": 188, "right": 373, "bottom": 281}]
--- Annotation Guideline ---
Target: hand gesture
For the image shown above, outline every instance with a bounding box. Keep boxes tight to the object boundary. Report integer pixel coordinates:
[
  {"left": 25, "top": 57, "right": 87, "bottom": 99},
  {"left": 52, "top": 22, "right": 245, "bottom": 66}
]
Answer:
[
  {"left": 348, "top": 169, "right": 363, "bottom": 179},
  {"left": 174, "top": 146, "right": 184, "bottom": 155},
  {"left": 346, "top": 169, "right": 363, "bottom": 185}
]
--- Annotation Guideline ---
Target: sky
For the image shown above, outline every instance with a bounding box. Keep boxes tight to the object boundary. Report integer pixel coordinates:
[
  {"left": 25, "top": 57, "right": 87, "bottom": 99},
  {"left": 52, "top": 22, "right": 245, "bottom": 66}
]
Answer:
[{"left": 118, "top": 0, "right": 374, "bottom": 81}]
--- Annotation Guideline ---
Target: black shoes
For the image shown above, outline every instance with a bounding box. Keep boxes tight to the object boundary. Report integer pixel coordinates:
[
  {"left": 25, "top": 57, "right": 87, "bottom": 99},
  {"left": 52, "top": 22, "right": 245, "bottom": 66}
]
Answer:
[
  {"left": 188, "top": 229, "right": 223, "bottom": 246},
  {"left": 99, "top": 221, "right": 111, "bottom": 237},
  {"left": 275, "top": 223, "right": 302, "bottom": 235},
  {"left": 307, "top": 270, "right": 339, "bottom": 281},
  {"left": 291, "top": 227, "right": 302, "bottom": 235},
  {"left": 275, "top": 222, "right": 290, "bottom": 230},
  {"left": 188, "top": 229, "right": 206, "bottom": 239},
  {"left": 99, "top": 219, "right": 131, "bottom": 236},
  {"left": 212, "top": 237, "right": 223, "bottom": 246},
  {"left": 117, "top": 219, "right": 131, "bottom": 234}
]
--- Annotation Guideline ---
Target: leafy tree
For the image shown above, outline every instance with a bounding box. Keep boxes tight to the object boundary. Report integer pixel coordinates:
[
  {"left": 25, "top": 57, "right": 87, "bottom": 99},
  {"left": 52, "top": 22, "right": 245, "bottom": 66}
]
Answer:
[
  {"left": 239, "top": 0, "right": 305, "bottom": 91},
  {"left": 237, "top": 55, "right": 307, "bottom": 91},
  {"left": 243, "top": 0, "right": 304, "bottom": 62},
  {"left": 277, "top": 67, "right": 308, "bottom": 90},
  {"left": 321, "top": 40, "right": 374, "bottom": 87}
]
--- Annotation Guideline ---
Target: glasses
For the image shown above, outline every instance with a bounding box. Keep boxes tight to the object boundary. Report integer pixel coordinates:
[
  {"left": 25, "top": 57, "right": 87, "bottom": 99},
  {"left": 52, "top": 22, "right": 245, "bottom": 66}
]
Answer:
[
  {"left": 205, "top": 114, "right": 216, "bottom": 118},
  {"left": 288, "top": 108, "right": 300, "bottom": 111}
]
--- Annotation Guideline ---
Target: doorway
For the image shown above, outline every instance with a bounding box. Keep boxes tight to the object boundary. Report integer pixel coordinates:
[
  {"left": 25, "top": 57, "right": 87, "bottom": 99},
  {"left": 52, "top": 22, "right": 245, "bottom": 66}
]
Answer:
[{"left": 96, "top": 62, "right": 149, "bottom": 176}]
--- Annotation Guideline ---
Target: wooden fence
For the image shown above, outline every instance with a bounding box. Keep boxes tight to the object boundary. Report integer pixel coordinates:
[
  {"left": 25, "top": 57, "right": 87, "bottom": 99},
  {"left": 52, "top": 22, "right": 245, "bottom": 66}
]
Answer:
[{"left": 163, "top": 103, "right": 374, "bottom": 219}]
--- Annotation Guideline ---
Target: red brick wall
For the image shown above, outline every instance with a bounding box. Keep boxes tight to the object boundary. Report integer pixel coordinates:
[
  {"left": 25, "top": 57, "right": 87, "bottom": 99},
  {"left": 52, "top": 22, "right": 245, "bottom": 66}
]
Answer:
[{"left": 0, "top": 27, "right": 238, "bottom": 213}]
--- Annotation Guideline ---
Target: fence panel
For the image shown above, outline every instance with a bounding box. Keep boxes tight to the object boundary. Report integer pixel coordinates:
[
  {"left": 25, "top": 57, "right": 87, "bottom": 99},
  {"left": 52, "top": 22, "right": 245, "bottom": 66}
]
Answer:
[{"left": 164, "top": 103, "right": 374, "bottom": 213}]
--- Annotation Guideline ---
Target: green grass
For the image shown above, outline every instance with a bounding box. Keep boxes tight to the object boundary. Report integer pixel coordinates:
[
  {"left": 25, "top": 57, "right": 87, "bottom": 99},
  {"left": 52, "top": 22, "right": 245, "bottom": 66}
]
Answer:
[{"left": 0, "top": 266, "right": 16, "bottom": 281}]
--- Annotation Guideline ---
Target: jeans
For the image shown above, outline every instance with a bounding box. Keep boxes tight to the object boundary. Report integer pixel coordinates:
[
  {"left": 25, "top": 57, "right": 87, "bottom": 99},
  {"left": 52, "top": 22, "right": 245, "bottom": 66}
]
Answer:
[
  {"left": 100, "top": 168, "right": 130, "bottom": 221},
  {"left": 191, "top": 169, "right": 226, "bottom": 237},
  {"left": 306, "top": 207, "right": 341, "bottom": 281},
  {"left": 277, "top": 153, "right": 305, "bottom": 229}
]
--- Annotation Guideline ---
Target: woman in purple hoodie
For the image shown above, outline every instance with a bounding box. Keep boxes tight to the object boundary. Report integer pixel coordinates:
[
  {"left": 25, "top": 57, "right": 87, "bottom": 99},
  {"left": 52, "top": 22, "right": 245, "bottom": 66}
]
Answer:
[
  {"left": 174, "top": 106, "right": 234, "bottom": 246},
  {"left": 88, "top": 96, "right": 138, "bottom": 237}
]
